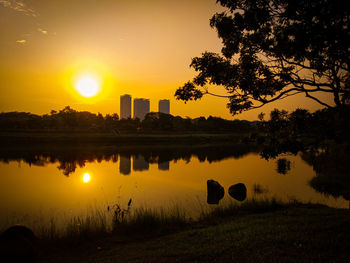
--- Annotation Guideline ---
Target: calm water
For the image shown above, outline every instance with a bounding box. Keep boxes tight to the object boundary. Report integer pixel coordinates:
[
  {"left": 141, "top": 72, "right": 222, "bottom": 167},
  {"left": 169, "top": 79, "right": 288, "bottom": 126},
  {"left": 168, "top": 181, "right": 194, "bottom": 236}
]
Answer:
[{"left": 0, "top": 145, "right": 348, "bottom": 232}]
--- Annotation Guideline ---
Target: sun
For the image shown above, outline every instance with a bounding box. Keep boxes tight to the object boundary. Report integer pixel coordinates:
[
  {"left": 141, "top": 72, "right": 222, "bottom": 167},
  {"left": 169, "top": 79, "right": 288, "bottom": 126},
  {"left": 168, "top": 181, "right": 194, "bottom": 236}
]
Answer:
[
  {"left": 75, "top": 76, "right": 100, "bottom": 97},
  {"left": 83, "top": 173, "right": 91, "bottom": 183}
]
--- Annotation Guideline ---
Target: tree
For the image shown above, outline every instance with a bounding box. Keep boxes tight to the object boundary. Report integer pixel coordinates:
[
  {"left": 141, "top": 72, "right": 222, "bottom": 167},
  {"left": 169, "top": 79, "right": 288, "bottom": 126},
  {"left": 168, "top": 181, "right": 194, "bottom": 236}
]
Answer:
[{"left": 175, "top": 0, "right": 350, "bottom": 115}]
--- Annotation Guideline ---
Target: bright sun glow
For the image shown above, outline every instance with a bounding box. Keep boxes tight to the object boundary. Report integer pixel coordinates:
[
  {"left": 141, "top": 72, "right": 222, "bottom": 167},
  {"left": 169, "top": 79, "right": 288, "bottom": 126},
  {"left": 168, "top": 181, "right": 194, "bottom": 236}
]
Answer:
[
  {"left": 75, "top": 76, "right": 100, "bottom": 97},
  {"left": 83, "top": 173, "right": 91, "bottom": 183}
]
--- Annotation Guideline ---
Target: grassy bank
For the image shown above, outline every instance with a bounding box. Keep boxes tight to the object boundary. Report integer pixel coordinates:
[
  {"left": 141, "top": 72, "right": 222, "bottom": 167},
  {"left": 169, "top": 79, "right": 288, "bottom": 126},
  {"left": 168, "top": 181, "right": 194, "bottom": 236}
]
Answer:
[
  {"left": 31, "top": 198, "right": 285, "bottom": 240},
  {"left": 29, "top": 199, "right": 350, "bottom": 262}
]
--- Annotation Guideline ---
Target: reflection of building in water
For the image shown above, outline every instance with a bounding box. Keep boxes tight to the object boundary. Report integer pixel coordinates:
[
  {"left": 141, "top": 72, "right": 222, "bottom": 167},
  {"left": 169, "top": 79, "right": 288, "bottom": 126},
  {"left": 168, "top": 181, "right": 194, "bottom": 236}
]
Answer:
[
  {"left": 119, "top": 155, "right": 131, "bottom": 175},
  {"left": 158, "top": 161, "right": 169, "bottom": 171},
  {"left": 133, "top": 155, "right": 149, "bottom": 171}
]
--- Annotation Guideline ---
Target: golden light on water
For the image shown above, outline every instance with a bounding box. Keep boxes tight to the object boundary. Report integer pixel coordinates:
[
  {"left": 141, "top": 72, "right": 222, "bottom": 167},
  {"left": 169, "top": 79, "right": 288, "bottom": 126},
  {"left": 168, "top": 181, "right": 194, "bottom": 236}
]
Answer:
[
  {"left": 75, "top": 76, "right": 100, "bottom": 97},
  {"left": 83, "top": 173, "right": 91, "bottom": 183}
]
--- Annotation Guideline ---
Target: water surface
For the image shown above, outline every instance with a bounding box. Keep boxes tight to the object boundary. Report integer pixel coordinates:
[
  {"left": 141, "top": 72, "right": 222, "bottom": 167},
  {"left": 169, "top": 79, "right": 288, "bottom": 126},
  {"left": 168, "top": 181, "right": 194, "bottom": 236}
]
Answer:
[{"left": 0, "top": 144, "right": 347, "bottom": 232}]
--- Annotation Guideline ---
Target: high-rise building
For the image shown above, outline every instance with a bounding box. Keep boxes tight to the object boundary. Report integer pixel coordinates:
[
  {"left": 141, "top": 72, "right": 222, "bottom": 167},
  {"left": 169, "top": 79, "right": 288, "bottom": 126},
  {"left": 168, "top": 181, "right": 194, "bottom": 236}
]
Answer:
[
  {"left": 120, "top": 94, "right": 132, "bottom": 119},
  {"left": 158, "top": 99, "right": 170, "bottom": 114},
  {"left": 133, "top": 98, "right": 150, "bottom": 120}
]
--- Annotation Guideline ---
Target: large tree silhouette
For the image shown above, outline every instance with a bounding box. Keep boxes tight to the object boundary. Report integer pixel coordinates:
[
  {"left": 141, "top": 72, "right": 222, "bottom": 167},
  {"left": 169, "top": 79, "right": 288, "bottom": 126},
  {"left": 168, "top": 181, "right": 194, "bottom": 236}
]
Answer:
[{"left": 175, "top": 0, "right": 349, "bottom": 115}]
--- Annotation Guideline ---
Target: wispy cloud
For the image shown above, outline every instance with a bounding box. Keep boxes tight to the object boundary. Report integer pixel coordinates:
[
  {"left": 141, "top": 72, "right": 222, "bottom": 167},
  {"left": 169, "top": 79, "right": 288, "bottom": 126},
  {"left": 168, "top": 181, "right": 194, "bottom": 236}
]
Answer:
[
  {"left": 0, "top": 0, "right": 37, "bottom": 17},
  {"left": 1, "top": 1, "right": 52, "bottom": 44},
  {"left": 16, "top": 39, "right": 26, "bottom": 44},
  {"left": 38, "top": 28, "right": 48, "bottom": 35}
]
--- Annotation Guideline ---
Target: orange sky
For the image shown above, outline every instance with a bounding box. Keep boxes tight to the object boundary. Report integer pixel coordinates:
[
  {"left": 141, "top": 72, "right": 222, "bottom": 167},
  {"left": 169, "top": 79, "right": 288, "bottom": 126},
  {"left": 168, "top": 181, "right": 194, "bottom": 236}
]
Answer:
[{"left": 0, "top": 0, "right": 334, "bottom": 120}]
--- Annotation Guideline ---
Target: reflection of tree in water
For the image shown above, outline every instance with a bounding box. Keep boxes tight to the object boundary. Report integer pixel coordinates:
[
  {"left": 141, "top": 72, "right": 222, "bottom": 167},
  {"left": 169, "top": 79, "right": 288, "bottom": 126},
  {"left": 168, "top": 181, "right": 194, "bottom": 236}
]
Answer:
[
  {"left": 57, "top": 160, "right": 86, "bottom": 176},
  {"left": 252, "top": 183, "right": 269, "bottom": 195},
  {"left": 0, "top": 154, "right": 53, "bottom": 167},
  {"left": 276, "top": 158, "right": 291, "bottom": 175},
  {"left": 0, "top": 144, "right": 258, "bottom": 176},
  {"left": 260, "top": 140, "right": 303, "bottom": 160},
  {"left": 301, "top": 148, "right": 350, "bottom": 202}
]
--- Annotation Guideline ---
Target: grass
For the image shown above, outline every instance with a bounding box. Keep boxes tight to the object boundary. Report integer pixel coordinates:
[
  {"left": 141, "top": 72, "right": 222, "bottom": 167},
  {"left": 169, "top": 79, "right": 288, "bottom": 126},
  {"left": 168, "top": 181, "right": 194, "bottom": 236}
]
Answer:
[
  {"left": 64, "top": 210, "right": 110, "bottom": 240},
  {"left": 33, "top": 199, "right": 350, "bottom": 263},
  {"left": 3, "top": 198, "right": 349, "bottom": 262},
  {"left": 29, "top": 198, "right": 296, "bottom": 240},
  {"left": 199, "top": 197, "right": 285, "bottom": 221},
  {"left": 3, "top": 198, "right": 338, "bottom": 242},
  {"left": 112, "top": 206, "right": 188, "bottom": 236}
]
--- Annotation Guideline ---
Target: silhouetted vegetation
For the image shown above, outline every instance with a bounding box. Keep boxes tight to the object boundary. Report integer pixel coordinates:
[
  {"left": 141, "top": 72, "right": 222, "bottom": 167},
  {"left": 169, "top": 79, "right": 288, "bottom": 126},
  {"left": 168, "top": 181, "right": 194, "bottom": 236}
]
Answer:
[
  {"left": 176, "top": 0, "right": 349, "bottom": 115},
  {"left": 255, "top": 106, "right": 350, "bottom": 199},
  {"left": 252, "top": 183, "right": 269, "bottom": 195},
  {"left": 173, "top": 0, "right": 350, "bottom": 216},
  {"left": 276, "top": 158, "right": 291, "bottom": 175},
  {"left": 258, "top": 107, "right": 350, "bottom": 159},
  {"left": 0, "top": 106, "right": 255, "bottom": 134},
  {"left": 0, "top": 106, "right": 118, "bottom": 132},
  {"left": 142, "top": 112, "right": 253, "bottom": 134},
  {"left": 34, "top": 204, "right": 350, "bottom": 263}
]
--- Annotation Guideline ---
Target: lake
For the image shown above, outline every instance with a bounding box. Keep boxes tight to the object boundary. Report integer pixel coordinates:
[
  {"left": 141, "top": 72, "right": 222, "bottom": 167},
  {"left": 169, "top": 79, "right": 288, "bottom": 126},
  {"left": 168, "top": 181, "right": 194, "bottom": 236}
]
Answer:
[{"left": 0, "top": 144, "right": 348, "bottom": 234}]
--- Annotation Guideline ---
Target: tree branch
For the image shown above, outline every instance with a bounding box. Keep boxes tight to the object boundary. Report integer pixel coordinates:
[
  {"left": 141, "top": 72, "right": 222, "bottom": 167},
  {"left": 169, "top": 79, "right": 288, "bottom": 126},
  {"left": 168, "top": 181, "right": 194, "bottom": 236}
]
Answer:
[
  {"left": 205, "top": 91, "right": 232, "bottom": 98},
  {"left": 304, "top": 90, "right": 333, "bottom": 108}
]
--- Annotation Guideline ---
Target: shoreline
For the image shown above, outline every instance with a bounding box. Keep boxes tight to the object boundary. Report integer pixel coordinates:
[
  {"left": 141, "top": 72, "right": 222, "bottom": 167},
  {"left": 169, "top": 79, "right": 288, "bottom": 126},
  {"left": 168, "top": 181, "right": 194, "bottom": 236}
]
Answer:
[
  {"left": 0, "top": 132, "right": 249, "bottom": 146},
  {"left": 31, "top": 203, "right": 350, "bottom": 263}
]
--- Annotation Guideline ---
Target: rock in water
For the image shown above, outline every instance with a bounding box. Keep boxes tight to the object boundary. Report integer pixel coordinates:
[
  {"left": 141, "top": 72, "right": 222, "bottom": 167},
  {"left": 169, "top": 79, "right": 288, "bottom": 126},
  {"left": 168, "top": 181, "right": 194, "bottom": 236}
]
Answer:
[
  {"left": 0, "top": 225, "right": 37, "bottom": 263},
  {"left": 228, "top": 183, "right": 247, "bottom": 201},
  {"left": 207, "top": 180, "right": 225, "bottom": 204}
]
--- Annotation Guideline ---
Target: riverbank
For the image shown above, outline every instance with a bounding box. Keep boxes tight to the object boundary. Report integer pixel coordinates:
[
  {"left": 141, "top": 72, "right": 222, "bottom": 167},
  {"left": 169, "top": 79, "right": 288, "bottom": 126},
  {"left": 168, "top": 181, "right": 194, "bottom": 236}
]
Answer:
[
  {"left": 34, "top": 202, "right": 350, "bottom": 263},
  {"left": 0, "top": 132, "right": 248, "bottom": 146}
]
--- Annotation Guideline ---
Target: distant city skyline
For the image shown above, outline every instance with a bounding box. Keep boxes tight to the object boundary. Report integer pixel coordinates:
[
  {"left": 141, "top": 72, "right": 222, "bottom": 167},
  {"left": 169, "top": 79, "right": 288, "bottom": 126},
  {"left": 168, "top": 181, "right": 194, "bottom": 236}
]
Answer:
[
  {"left": 0, "top": 0, "right": 331, "bottom": 121},
  {"left": 120, "top": 94, "right": 170, "bottom": 120}
]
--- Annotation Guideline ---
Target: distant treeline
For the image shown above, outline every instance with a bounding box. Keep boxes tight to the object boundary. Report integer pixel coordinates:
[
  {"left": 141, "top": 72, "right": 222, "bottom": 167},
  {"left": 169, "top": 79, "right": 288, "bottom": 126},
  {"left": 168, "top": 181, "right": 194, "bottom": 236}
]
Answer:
[
  {"left": 260, "top": 107, "right": 350, "bottom": 142},
  {"left": 254, "top": 107, "right": 350, "bottom": 159},
  {"left": 0, "top": 106, "right": 254, "bottom": 134}
]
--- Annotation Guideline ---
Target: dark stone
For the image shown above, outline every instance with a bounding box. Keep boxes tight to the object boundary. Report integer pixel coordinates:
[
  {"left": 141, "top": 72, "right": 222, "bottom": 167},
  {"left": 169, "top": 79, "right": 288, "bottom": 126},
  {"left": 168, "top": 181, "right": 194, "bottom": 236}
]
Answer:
[
  {"left": 207, "top": 179, "right": 225, "bottom": 204},
  {"left": 1, "top": 225, "right": 36, "bottom": 241},
  {"left": 228, "top": 183, "right": 247, "bottom": 201},
  {"left": 0, "top": 225, "right": 37, "bottom": 263}
]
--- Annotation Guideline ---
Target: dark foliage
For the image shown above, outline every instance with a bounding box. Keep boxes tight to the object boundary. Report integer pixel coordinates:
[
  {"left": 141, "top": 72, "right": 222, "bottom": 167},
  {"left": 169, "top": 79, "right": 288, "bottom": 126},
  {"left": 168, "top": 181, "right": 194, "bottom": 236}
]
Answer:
[
  {"left": 0, "top": 107, "right": 255, "bottom": 134},
  {"left": 0, "top": 106, "right": 119, "bottom": 132},
  {"left": 258, "top": 106, "right": 350, "bottom": 159},
  {"left": 276, "top": 158, "right": 291, "bottom": 175},
  {"left": 176, "top": 0, "right": 350, "bottom": 115}
]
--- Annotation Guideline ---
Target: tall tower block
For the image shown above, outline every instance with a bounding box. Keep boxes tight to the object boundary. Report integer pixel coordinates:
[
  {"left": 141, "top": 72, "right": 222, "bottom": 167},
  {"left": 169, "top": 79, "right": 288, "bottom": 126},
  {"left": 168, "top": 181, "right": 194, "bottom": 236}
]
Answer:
[
  {"left": 120, "top": 94, "right": 132, "bottom": 119},
  {"left": 133, "top": 98, "right": 150, "bottom": 120},
  {"left": 159, "top": 99, "right": 170, "bottom": 114}
]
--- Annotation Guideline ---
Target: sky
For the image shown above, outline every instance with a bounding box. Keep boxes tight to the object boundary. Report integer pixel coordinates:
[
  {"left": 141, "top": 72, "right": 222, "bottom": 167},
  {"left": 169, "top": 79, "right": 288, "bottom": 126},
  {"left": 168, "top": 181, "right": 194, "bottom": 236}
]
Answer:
[{"left": 0, "top": 0, "right": 334, "bottom": 120}]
